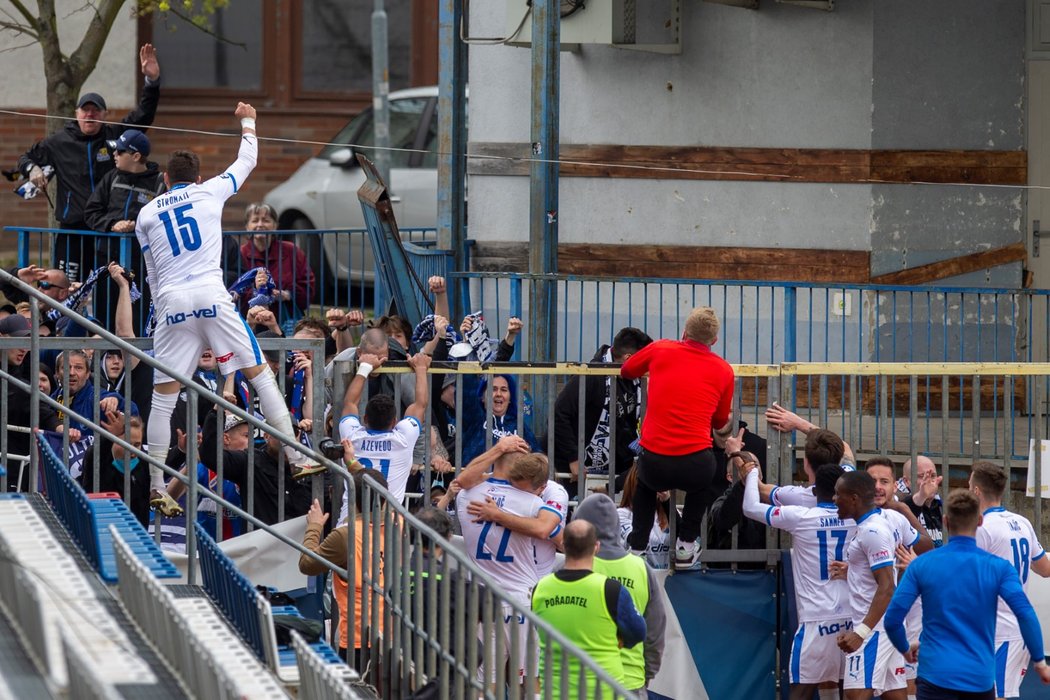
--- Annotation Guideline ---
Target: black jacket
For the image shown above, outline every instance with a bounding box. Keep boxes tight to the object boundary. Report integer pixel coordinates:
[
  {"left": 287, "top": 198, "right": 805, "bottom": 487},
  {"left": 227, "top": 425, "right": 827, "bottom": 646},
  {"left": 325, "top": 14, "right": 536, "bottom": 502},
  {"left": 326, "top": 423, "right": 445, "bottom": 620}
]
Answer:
[
  {"left": 4, "top": 361, "right": 62, "bottom": 491},
  {"left": 18, "top": 79, "right": 160, "bottom": 228},
  {"left": 553, "top": 345, "right": 641, "bottom": 488},
  {"left": 200, "top": 412, "right": 311, "bottom": 526},
  {"left": 84, "top": 162, "right": 165, "bottom": 234}
]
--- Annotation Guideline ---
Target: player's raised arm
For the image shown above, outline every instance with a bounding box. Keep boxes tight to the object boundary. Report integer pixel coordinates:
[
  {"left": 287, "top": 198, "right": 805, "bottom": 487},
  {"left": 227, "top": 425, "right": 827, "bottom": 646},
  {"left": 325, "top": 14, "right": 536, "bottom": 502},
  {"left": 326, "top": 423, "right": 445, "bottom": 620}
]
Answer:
[{"left": 220, "top": 102, "right": 258, "bottom": 197}]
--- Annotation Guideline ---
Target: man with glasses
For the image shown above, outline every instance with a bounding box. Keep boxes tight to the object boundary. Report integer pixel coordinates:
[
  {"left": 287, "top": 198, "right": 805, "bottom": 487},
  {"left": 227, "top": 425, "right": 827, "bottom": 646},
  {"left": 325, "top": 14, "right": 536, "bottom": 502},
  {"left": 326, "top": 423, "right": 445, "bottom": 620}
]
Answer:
[
  {"left": 17, "top": 45, "right": 162, "bottom": 283},
  {"left": 0, "top": 265, "right": 71, "bottom": 307},
  {"left": 86, "top": 129, "right": 164, "bottom": 334}
]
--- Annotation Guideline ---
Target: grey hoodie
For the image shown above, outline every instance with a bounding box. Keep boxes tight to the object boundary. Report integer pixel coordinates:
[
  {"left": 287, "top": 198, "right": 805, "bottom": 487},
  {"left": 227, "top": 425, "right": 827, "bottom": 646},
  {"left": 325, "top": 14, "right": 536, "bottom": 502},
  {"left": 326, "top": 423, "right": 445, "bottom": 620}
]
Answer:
[{"left": 574, "top": 494, "right": 667, "bottom": 682}]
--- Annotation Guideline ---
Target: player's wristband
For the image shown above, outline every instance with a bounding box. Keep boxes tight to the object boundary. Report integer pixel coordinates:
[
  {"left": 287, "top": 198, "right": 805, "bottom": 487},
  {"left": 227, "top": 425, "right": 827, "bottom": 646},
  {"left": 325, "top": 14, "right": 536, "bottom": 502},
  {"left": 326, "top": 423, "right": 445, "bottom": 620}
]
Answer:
[
  {"left": 357, "top": 362, "right": 374, "bottom": 378},
  {"left": 240, "top": 117, "right": 256, "bottom": 129},
  {"left": 853, "top": 623, "right": 872, "bottom": 641}
]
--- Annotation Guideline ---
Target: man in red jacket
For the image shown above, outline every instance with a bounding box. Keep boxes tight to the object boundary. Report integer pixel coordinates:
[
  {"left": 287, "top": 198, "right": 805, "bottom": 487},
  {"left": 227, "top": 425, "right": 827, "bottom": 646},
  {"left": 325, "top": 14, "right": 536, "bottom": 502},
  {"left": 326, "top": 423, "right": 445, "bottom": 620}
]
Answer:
[{"left": 620, "top": 306, "right": 735, "bottom": 569}]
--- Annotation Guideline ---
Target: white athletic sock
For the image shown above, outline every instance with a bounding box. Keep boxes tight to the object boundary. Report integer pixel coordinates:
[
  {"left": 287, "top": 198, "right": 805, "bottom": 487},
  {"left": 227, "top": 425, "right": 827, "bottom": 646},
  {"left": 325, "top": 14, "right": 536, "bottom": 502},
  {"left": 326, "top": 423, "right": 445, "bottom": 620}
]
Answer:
[
  {"left": 147, "top": 390, "right": 179, "bottom": 492},
  {"left": 249, "top": 367, "right": 304, "bottom": 464},
  {"left": 907, "top": 695, "right": 916, "bottom": 700},
  {"left": 818, "top": 689, "right": 840, "bottom": 700}
]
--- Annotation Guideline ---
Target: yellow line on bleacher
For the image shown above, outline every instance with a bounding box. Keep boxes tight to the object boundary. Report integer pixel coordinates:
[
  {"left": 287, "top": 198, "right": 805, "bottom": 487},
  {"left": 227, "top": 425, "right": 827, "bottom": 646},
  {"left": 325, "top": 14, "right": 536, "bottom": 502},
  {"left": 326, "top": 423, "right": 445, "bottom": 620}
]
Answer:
[{"left": 369, "top": 362, "right": 1050, "bottom": 377}]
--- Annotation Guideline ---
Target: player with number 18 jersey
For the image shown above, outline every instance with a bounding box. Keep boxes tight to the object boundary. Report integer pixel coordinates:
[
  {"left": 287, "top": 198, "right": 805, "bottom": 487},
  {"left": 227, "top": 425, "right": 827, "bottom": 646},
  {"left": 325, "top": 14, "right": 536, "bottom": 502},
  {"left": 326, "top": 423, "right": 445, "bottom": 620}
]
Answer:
[{"left": 978, "top": 506, "right": 1047, "bottom": 698}]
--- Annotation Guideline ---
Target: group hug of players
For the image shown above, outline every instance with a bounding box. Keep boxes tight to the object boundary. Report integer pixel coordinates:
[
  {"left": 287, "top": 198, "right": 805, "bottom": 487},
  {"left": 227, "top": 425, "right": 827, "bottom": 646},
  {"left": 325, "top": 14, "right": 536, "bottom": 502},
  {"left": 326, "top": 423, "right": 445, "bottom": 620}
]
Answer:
[{"left": 738, "top": 424, "right": 1050, "bottom": 700}]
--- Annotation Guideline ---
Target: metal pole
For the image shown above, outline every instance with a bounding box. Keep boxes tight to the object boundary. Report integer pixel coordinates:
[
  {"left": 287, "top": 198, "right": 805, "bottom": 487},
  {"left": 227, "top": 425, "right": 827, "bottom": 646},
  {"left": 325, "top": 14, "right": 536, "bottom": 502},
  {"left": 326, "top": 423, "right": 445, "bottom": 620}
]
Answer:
[
  {"left": 438, "top": 0, "right": 469, "bottom": 321},
  {"left": 372, "top": 0, "right": 392, "bottom": 189},
  {"left": 528, "top": 0, "right": 560, "bottom": 428}
]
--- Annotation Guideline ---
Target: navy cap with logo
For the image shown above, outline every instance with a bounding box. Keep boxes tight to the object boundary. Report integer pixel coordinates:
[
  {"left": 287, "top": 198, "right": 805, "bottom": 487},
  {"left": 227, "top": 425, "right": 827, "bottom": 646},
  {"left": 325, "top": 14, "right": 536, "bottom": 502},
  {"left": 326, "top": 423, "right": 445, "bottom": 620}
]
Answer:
[
  {"left": 0, "top": 315, "right": 31, "bottom": 337},
  {"left": 109, "top": 129, "right": 151, "bottom": 158},
  {"left": 76, "top": 92, "right": 107, "bottom": 111}
]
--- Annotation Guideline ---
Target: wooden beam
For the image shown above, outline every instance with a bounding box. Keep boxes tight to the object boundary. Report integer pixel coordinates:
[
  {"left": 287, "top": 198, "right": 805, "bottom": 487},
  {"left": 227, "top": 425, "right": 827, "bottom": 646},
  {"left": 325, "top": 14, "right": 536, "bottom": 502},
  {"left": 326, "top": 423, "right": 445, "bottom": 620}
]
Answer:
[
  {"left": 468, "top": 143, "right": 1027, "bottom": 185},
  {"left": 471, "top": 242, "right": 871, "bottom": 283},
  {"left": 869, "top": 242, "right": 1027, "bottom": 285}
]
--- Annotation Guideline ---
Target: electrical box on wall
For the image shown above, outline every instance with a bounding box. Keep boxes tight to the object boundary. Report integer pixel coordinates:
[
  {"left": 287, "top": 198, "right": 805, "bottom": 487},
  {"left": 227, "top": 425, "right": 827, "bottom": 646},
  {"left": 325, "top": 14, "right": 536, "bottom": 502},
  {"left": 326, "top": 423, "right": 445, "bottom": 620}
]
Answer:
[{"left": 505, "top": 0, "right": 681, "bottom": 54}]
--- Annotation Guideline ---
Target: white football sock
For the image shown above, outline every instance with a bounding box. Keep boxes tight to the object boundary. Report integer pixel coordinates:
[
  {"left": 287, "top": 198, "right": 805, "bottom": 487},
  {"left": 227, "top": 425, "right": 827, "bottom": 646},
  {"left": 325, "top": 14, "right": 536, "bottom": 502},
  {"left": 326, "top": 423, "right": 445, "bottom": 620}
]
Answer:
[
  {"left": 147, "top": 389, "right": 179, "bottom": 492},
  {"left": 248, "top": 367, "right": 304, "bottom": 464}
]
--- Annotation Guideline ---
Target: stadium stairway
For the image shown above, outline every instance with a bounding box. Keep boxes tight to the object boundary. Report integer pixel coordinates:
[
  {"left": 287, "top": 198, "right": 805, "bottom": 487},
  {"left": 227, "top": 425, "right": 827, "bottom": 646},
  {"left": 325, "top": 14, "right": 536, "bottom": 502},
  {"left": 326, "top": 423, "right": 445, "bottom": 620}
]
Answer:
[{"left": 0, "top": 432, "right": 369, "bottom": 699}]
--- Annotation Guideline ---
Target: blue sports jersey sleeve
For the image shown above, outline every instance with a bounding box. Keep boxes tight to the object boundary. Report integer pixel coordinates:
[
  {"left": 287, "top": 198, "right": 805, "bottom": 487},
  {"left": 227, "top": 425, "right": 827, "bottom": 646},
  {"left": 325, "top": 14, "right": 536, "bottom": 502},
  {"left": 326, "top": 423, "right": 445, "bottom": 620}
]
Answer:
[{"left": 612, "top": 583, "right": 647, "bottom": 649}]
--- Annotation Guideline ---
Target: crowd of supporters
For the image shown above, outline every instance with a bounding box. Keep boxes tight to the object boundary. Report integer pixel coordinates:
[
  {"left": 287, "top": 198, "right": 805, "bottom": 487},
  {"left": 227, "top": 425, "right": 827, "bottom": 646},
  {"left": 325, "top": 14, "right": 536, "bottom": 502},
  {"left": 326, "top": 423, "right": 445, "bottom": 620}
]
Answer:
[{"left": 4, "top": 56, "right": 1049, "bottom": 697}]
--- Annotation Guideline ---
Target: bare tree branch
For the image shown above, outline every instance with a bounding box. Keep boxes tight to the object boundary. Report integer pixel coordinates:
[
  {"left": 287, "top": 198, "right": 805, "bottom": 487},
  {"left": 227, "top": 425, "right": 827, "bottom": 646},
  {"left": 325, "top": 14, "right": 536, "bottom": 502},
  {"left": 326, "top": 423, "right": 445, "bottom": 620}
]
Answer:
[
  {"left": 6, "top": 0, "right": 37, "bottom": 26},
  {"left": 67, "top": 0, "right": 126, "bottom": 86},
  {"left": 0, "top": 19, "right": 37, "bottom": 39},
  {"left": 158, "top": 4, "right": 247, "bottom": 50},
  {"left": 0, "top": 38, "right": 40, "bottom": 53}
]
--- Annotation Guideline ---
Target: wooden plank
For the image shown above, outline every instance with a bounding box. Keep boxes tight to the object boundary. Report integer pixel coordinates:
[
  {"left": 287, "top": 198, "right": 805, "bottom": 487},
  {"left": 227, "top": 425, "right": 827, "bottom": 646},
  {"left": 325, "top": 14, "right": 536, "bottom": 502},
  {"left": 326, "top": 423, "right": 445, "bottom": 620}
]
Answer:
[
  {"left": 469, "top": 242, "right": 871, "bottom": 283},
  {"left": 468, "top": 142, "right": 1027, "bottom": 185},
  {"left": 869, "top": 242, "right": 1027, "bottom": 285}
]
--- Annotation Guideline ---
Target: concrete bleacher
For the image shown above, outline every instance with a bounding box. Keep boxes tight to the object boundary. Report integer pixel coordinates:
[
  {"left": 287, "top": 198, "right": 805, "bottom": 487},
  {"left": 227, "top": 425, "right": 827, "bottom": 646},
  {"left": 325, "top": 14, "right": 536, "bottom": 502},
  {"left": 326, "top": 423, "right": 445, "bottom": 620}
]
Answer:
[
  {"left": 0, "top": 432, "right": 370, "bottom": 699},
  {"left": 192, "top": 522, "right": 363, "bottom": 691}
]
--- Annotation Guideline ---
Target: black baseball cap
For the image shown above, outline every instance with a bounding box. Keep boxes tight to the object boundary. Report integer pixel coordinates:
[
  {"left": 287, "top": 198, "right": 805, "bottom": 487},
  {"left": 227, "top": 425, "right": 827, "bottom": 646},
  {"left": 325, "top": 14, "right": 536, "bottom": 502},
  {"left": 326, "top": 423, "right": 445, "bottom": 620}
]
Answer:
[
  {"left": 0, "top": 315, "right": 31, "bottom": 337},
  {"left": 77, "top": 92, "right": 107, "bottom": 111}
]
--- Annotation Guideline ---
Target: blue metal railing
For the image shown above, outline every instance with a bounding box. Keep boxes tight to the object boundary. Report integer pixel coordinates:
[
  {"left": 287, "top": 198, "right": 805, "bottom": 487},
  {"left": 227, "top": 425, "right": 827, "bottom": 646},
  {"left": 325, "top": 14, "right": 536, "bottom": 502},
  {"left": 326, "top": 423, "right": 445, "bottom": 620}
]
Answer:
[
  {"left": 6, "top": 226, "right": 445, "bottom": 330},
  {"left": 451, "top": 271, "right": 1049, "bottom": 365}
]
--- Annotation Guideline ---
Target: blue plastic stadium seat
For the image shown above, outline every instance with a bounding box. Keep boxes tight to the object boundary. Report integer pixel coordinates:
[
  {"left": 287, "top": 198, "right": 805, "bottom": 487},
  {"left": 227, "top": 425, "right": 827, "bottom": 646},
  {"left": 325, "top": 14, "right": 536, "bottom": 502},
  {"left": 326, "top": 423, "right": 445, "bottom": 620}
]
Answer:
[{"left": 34, "top": 432, "right": 180, "bottom": 583}]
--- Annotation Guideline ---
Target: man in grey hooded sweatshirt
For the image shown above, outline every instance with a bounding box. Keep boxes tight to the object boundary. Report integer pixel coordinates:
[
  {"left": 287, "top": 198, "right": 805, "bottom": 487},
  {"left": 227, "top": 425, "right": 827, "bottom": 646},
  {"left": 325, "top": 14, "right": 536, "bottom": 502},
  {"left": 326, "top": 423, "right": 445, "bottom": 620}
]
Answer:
[{"left": 574, "top": 493, "right": 668, "bottom": 694}]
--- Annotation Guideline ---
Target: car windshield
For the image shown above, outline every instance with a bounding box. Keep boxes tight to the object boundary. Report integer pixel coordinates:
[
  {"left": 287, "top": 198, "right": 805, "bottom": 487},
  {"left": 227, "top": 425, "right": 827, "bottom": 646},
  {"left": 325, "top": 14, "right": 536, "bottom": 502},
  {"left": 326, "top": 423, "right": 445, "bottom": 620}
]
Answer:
[
  {"left": 319, "top": 109, "right": 372, "bottom": 159},
  {"left": 318, "top": 97, "right": 431, "bottom": 167}
]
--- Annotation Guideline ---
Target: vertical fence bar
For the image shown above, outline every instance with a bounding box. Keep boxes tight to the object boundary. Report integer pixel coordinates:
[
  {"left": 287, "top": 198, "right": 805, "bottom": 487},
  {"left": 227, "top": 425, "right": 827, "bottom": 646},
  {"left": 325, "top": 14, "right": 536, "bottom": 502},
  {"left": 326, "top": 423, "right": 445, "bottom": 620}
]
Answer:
[{"left": 1004, "top": 376, "right": 1013, "bottom": 510}]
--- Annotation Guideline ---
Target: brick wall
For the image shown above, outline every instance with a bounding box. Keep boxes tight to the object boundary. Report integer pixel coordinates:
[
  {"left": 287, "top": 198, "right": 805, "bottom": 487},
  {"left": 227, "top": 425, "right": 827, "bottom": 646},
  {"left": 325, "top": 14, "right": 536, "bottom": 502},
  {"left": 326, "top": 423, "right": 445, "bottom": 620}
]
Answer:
[{"left": 0, "top": 107, "right": 350, "bottom": 258}]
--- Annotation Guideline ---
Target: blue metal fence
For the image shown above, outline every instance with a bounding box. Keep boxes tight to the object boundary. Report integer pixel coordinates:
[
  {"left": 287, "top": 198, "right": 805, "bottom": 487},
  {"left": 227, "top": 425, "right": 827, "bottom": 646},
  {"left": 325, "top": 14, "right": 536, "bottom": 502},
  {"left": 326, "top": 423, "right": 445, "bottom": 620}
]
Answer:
[
  {"left": 6, "top": 226, "right": 446, "bottom": 330},
  {"left": 451, "top": 271, "right": 1050, "bottom": 365}
]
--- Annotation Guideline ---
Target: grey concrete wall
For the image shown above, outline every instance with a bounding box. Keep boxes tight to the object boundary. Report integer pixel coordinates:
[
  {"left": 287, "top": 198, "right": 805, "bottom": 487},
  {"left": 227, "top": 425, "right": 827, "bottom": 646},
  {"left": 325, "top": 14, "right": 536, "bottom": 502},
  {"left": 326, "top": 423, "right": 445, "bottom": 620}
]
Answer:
[
  {"left": 0, "top": 0, "right": 138, "bottom": 109},
  {"left": 469, "top": 0, "right": 1027, "bottom": 278},
  {"left": 869, "top": 0, "right": 1026, "bottom": 289},
  {"left": 469, "top": 0, "right": 877, "bottom": 249}
]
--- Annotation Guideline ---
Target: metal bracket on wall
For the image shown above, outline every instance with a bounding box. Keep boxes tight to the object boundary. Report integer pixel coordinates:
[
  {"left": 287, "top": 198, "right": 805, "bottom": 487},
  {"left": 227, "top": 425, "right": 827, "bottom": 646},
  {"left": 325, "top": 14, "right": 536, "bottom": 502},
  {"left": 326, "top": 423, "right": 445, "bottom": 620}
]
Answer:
[
  {"left": 1036, "top": 220, "right": 1042, "bottom": 258},
  {"left": 776, "top": 0, "right": 833, "bottom": 10},
  {"left": 704, "top": 0, "right": 759, "bottom": 9}
]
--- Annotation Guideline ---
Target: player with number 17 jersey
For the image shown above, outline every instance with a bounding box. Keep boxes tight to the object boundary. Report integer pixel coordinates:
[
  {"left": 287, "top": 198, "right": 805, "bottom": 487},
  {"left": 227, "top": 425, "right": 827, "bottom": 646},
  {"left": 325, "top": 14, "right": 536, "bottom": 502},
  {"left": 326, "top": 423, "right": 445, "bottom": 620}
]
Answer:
[{"left": 742, "top": 466, "right": 855, "bottom": 686}]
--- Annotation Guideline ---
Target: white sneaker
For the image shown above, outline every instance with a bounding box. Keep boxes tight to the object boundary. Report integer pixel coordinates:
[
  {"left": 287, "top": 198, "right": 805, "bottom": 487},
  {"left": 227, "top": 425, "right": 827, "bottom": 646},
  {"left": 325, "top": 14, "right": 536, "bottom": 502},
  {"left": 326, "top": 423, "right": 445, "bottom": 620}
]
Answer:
[{"left": 674, "top": 540, "right": 701, "bottom": 570}]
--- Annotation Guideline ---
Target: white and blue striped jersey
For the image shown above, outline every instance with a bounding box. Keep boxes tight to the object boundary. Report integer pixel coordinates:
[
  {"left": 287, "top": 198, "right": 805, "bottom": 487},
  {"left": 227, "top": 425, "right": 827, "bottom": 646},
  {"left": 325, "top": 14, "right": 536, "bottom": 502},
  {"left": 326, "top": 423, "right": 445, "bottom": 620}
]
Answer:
[
  {"left": 533, "top": 480, "right": 569, "bottom": 576},
  {"left": 977, "top": 506, "right": 1047, "bottom": 642},
  {"left": 846, "top": 509, "right": 897, "bottom": 629},
  {"left": 742, "top": 471, "right": 855, "bottom": 622},
  {"left": 880, "top": 508, "right": 920, "bottom": 549},
  {"left": 457, "top": 478, "right": 551, "bottom": 598},
  {"left": 135, "top": 133, "right": 257, "bottom": 295},
  {"left": 337, "top": 414, "right": 421, "bottom": 522}
]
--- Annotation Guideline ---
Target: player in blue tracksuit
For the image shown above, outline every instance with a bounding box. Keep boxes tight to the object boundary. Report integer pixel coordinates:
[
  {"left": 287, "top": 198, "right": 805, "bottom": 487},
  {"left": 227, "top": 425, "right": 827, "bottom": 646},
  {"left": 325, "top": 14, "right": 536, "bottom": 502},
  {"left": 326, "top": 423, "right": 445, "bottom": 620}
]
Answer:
[{"left": 884, "top": 490, "right": 1050, "bottom": 699}]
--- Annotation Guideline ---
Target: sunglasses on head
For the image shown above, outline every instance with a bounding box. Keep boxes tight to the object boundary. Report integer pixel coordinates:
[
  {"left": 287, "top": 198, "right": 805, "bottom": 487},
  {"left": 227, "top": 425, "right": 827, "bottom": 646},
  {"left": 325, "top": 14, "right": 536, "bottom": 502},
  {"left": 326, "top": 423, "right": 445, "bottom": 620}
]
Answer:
[{"left": 37, "top": 281, "right": 68, "bottom": 290}]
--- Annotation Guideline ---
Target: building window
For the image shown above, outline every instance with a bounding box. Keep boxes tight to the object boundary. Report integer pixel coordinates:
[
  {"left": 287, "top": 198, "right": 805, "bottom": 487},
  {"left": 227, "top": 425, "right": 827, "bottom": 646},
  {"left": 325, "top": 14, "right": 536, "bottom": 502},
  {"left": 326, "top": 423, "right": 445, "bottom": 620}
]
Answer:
[
  {"left": 151, "top": 4, "right": 263, "bottom": 90},
  {"left": 298, "top": 1, "right": 412, "bottom": 95}
]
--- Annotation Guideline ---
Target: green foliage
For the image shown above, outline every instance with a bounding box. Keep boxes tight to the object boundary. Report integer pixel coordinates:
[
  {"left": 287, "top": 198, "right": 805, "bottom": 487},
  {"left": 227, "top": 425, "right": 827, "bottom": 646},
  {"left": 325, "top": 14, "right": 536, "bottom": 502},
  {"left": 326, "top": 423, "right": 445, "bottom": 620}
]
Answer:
[{"left": 135, "top": 0, "right": 232, "bottom": 32}]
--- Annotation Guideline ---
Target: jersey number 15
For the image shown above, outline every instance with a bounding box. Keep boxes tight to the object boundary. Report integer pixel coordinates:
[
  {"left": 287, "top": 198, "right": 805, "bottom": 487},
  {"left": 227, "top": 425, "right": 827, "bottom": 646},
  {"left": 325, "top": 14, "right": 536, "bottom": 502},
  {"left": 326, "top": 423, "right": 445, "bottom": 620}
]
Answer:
[{"left": 159, "top": 204, "right": 202, "bottom": 257}]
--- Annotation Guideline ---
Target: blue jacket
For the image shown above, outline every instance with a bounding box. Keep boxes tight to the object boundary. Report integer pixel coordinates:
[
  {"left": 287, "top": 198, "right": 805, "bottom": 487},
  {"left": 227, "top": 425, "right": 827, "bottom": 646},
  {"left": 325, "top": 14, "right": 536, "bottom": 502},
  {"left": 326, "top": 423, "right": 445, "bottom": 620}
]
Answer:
[
  {"left": 460, "top": 373, "right": 539, "bottom": 466},
  {"left": 52, "top": 381, "right": 135, "bottom": 436},
  {"left": 885, "top": 535, "right": 1045, "bottom": 692}
]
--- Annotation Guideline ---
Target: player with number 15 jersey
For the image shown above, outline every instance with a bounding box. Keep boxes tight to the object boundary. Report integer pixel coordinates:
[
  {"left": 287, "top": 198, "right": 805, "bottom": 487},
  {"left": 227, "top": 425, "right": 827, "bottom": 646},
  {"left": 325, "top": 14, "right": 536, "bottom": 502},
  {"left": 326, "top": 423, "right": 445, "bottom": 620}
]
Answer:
[
  {"left": 135, "top": 116, "right": 258, "bottom": 382},
  {"left": 135, "top": 103, "right": 322, "bottom": 521}
]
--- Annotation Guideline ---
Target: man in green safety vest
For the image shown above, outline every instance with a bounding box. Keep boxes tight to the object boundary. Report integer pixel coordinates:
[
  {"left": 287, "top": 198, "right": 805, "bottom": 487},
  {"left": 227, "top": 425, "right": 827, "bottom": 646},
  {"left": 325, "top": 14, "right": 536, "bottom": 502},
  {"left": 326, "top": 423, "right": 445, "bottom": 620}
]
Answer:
[
  {"left": 575, "top": 493, "right": 667, "bottom": 693},
  {"left": 531, "top": 519, "right": 647, "bottom": 697}
]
